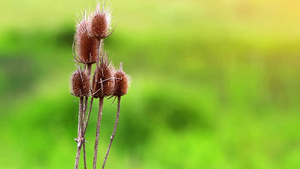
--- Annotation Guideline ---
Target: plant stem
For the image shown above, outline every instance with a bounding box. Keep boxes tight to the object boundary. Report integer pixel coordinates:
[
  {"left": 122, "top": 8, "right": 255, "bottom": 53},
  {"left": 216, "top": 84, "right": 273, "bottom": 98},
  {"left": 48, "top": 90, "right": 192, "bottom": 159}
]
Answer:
[
  {"left": 79, "top": 63, "right": 91, "bottom": 169},
  {"left": 102, "top": 96, "right": 121, "bottom": 169},
  {"left": 83, "top": 140, "right": 87, "bottom": 169},
  {"left": 74, "top": 96, "right": 84, "bottom": 169},
  {"left": 74, "top": 142, "right": 83, "bottom": 169},
  {"left": 84, "top": 97, "right": 94, "bottom": 135},
  {"left": 83, "top": 62, "right": 92, "bottom": 133},
  {"left": 99, "top": 39, "right": 104, "bottom": 56},
  {"left": 93, "top": 97, "right": 104, "bottom": 169},
  {"left": 84, "top": 63, "right": 92, "bottom": 120},
  {"left": 87, "top": 63, "right": 92, "bottom": 76},
  {"left": 84, "top": 97, "right": 89, "bottom": 115}
]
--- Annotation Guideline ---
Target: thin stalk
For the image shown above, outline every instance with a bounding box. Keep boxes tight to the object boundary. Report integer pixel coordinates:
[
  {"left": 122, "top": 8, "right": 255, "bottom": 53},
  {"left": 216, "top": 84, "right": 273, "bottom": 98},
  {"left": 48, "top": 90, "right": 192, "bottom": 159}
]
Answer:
[
  {"left": 84, "top": 62, "right": 92, "bottom": 118},
  {"left": 74, "top": 97, "right": 84, "bottom": 169},
  {"left": 83, "top": 140, "right": 87, "bottom": 169},
  {"left": 93, "top": 97, "right": 104, "bottom": 169},
  {"left": 80, "top": 63, "right": 92, "bottom": 169},
  {"left": 83, "top": 62, "right": 92, "bottom": 129},
  {"left": 74, "top": 142, "right": 83, "bottom": 169},
  {"left": 82, "top": 95, "right": 88, "bottom": 169},
  {"left": 102, "top": 96, "right": 121, "bottom": 169},
  {"left": 83, "top": 96, "right": 88, "bottom": 125},
  {"left": 87, "top": 63, "right": 92, "bottom": 76},
  {"left": 84, "top": 97, "right": 94, "bottom": 135},
  {"left": 99, "top": 39, "right": 104, "bottom": 56}
]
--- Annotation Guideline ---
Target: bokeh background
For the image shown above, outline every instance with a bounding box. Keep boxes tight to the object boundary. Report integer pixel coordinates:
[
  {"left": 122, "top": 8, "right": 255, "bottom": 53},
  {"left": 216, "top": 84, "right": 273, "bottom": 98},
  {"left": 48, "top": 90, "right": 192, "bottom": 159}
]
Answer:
[{"left": 0, "top": 0, "right": 299, "bottom": 168}]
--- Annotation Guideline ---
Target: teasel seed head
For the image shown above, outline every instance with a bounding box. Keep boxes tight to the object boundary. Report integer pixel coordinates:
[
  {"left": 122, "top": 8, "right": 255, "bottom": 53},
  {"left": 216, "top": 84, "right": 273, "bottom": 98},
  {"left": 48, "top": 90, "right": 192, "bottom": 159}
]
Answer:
[
  {"left": 113, "top": 63, "right": 129, "bottom": 97},
  {"left": 89, "top": 1, "right": 112, "bottom": 39},
  {"left": 71, "top": 69, "right": 90, "bottom": 97},
  {"left": 92, "top": 54, "right": 115, "bottom": 98},
  {"left": 74, "top": 12, "right": 100, "bottom": 64}
]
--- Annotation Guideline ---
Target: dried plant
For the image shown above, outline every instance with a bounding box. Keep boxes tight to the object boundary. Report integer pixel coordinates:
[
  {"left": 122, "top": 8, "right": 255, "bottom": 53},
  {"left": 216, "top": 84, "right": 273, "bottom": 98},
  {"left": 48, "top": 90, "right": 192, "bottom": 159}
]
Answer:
[
  {"left": 70, "top": 1, "right": 129, "bottom": 169},
  {"left": 102, "top": 63, "right": 129, "bottom": 169}
]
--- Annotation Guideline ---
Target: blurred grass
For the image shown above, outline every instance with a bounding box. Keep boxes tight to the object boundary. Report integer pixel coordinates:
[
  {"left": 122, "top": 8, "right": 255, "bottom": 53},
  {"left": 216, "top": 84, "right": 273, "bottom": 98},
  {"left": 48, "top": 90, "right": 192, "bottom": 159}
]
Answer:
[{"left": 0, "top": 0, "right": 299, "bottom": 168}]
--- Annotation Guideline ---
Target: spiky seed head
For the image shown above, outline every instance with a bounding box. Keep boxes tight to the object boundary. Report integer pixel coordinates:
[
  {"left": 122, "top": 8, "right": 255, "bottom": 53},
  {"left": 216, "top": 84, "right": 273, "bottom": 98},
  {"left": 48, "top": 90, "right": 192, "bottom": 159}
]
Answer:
[
  {"left": 113, "top": 63, "right": 129, "bottom": 97},
  {"left": 71, "top": 69, "right": 90, "bottom": 97},
  {"left": 75, "top": 14, "right": 100, "bottom": 64},
  {"left": 89, "top": 2, "right": 112, "bottom": 39},
  {"left": 92, "top": 55, "right": 115, "bottom": 98}
]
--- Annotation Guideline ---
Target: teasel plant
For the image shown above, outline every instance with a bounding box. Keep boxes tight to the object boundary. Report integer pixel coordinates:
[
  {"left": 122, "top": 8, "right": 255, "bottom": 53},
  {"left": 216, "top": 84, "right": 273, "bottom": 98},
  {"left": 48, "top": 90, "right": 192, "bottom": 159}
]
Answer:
[
  {"left": 70, "top": 1, "right": 129, "bottom": 169},
  {"left": 102, "top": 63, "right": 129, "bottom": 169}
]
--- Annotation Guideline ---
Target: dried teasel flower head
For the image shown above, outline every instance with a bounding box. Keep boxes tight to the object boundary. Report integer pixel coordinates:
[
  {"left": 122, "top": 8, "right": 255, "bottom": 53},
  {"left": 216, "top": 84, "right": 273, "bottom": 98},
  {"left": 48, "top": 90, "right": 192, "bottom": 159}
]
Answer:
[
  {"left": 74, "top": 11, "right": 100, "bottom": 64},
  {"left": 113, "top": 63, "right": 129, "bottom": 97},
  {"left": 71, "top": 68, "right": 90, "bottom": 97},
  {"left": 89, "top": 1, "right": 113, "bottom": 39},
  {"left": 92, "top": 54, "right": 115, "bottom": 98}
]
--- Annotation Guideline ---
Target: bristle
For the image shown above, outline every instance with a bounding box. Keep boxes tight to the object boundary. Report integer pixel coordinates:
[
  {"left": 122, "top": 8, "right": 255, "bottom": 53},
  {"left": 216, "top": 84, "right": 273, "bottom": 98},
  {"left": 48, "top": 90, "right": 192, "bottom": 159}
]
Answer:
[
  {"left": 113, "top": 64, "right": 129, "bottom": 97},
  {"left": 75, "top": 17, "right": 100, "bottom": 64},
  {"left": 92, "top": 55, "right": 115, "bottom": 98},
  {"left": 71, "top": 69, "right": 90, "bottom": 97},
  {"left": 89, "top": 2, "right": 112, "bottom": 39},
  {"left": 91, "top": 13, "right": 107, "bottom": 38}
]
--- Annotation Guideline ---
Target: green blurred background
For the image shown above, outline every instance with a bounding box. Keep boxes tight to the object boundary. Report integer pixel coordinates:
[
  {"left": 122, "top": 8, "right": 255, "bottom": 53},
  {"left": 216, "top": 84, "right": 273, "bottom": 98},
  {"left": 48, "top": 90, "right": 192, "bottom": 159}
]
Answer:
[{"left": 0, "top": 0, "right": 299, "bottom": 168}]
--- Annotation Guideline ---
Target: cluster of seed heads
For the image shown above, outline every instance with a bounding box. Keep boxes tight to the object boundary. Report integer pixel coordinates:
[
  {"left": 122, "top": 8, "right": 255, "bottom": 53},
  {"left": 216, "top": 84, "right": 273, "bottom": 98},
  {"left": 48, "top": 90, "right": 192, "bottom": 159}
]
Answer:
[
  {"left": 71, "top": 55, "right": 129, "bottom": 98},
  {"left": 69, "top": 1, "right": 129, "bottom": 169},
  {"left": 71, "top": 5, "right": 128, "bottom": 98}
]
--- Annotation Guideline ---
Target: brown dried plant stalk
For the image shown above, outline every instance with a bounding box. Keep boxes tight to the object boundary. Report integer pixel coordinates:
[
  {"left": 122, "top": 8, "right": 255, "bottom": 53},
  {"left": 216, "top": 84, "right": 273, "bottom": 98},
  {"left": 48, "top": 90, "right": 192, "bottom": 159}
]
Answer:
[
  {"left": 71, "top": 69, "right": 90, "bottom": 169},
  {"left": 92, "top": 55, "right": 115, "bottom": 169},
  {"left": 102, "top": 64, "right": 129, "bottom": 168},
  {"left": 70, "top": 1, "right": 129, "bottom": 169},
  {"left": 93, "top": 97, "right": 103, "bottom": 169},
  {"left": 102, "top": 96, "right": 121, "bottom": 169},
  {"left": 74, "top": 96, "right": 83, "bottom": 169}
]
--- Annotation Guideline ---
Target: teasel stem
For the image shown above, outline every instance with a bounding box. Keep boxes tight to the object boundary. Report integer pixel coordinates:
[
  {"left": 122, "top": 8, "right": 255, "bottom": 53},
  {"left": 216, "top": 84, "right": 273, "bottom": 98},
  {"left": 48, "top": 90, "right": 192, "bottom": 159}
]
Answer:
[
  {"left": 87, "top": 63, "right": 92, "bottom": 76},
  {"left": 74, "top": 141, "right": 82, "bottom": 169},
  {"left": 84, "top": 97, "right": 94, "bottom": 135},
  {"left": 82, "top": 97, "right": 89, "bottom": 169},
  {"left": 82, "top": 62, "right": 92, "bottom": 134},
  {"left": 83, "top": 64, "right": 90, "bottom": 169},
  {"left": 83, "top": 97, "right": 88, "bottom": 118},
  {"left": 93, "top": 97, "right": 104, "bottom": 169},
  {"left": 74, "top": 97, "right": 84, "bottom": 169},
  {"left": 82, "top": 96, "right": 94, "bottom": 169},
  {"left": 81, "top": 63, "right": 91, "bottom": 169},
  {"left": 99, "top": 39, "right": 104, "bottom": 57},
  {"left": 83, "top": 98, "right": 87, "bottom": 169},
  {"left": 83, "top": 140, "right": 87, "bottom": 169},
  {"left": 102, "top": 96, "right": 121, "bottom": 169}
]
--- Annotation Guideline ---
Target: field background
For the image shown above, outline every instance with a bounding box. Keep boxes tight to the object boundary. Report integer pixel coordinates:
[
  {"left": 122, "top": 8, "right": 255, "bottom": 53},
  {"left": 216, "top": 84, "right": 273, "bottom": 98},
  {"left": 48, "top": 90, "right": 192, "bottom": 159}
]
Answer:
[{"left": 0, "top": 0, "right": 299, "bottom": 168}]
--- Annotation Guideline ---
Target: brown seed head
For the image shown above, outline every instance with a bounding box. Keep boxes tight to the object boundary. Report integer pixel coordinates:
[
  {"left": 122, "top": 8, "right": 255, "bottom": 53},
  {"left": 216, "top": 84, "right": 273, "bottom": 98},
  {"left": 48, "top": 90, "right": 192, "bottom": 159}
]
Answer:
[
  {"left": 92, "top": 55, "right": 115, "bottom": 98},
  {"left": 91, "top": 13, "right": 107, "bottom": 38},
  {"left": 113, "top": 63, "right": 129, "bottom": 97},
  {"left": 89, "top": 3, "right": 112, "bottom": 39},
  {"left": 75, "top": 14, "right": 100, "bottom": 64},
  {"left": 71, "top": 69, "right": 90, "bottom": 97}
]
